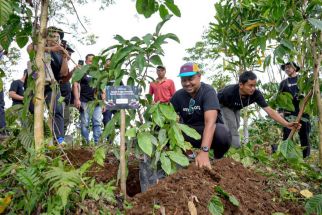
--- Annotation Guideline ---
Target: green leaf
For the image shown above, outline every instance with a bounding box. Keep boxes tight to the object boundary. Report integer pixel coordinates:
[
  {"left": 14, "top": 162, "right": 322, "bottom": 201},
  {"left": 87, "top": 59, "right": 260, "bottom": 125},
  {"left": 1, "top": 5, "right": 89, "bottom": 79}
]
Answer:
[
  {"left": 138, "top": 132, "right": 153, "bottom": 156},
  {"left": 215, "top": 186, "right": 239, "bottom": 207},
  {"left": 160, "top": 152, "right": 171, "bottom": 175},
  {"left": 208, "top": 196, "right": 224, "bottom": 215},
  {"left": 305, "top": 194, "right": 322, "bottom": 215},
  {"left": 159, "top": 103, "right": 177, "bottom": 121},
  {"left": 158, "top": 129, "right": 167, "bottom": 146},
  {"left": 136, "top": 53, "right": 145, "bottom": 72},
  {"left": 125, "top": 128, "right": 136, "bottom": 138},
  {"left": 280, "top": 39, "right": 294, "bottom": 50},
  {"left": 276, "top": 92, "right": 295, "bottom": 112},
  {"left": 72, "top": 65, "right": 90, "bottom": 83},
  {"left": 136, "top": 0, "right": 144, "bottom": 14},
  {"left": 150, "top": 55, "right": 163, "bottom": 66},
  {"left": 167, "top": 151, "right": 189, "bottom": 166},
  {"left": 152, "top": 109, "right": 165, "bottom": 127},
  {"left": 57, "top": 186, "right": 71, "bottom": 207},
  {"left": 94, "top": 147, "right": 106, "bottom": 166},
  {"left": 229, "top": 195, "right": 239, "bottom": 207},
  {"left": 143, "top": 33, "right": 153, "bottom": 46},
  {"left": 16, "top": 31, "right": 29, "bottom": 48},
  {"left": 278, "top": 139, "right": 302, "bottom": 160},
  {"left": 164, "top": 1, "right": 181, "bottom": 17},
  {"left": 114, "top": 34, "right": 127, "bottom": 44},
  {"left": 0, "top": 0, "right": 13, "bottom": 25},
  {"left": 159, "top": 4, "right": 169, "bottom": 20},
  {"left": 177, "top": 123, "right": 201, "bottom": 140},
  {"left": 308, "top": 18, "right": 322, "bottom": 31},
  {"left": 155, "top": 14, "right": 172, "bottom": 35}
]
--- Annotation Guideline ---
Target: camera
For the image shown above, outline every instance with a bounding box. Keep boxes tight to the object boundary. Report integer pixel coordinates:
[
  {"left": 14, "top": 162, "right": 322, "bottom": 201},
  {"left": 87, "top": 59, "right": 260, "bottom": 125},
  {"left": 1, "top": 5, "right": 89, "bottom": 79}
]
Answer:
[
  {"left": 78, "top": 60, "right": 84, "bottom": 66},
  {"left": 61, "top": 40, "right": 67, "bottom": 49}
]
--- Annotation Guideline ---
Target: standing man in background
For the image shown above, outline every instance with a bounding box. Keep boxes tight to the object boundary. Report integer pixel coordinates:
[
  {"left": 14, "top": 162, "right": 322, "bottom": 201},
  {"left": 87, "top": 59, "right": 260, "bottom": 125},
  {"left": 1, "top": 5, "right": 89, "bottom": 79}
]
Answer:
[
  {"left": 73, "top": 54, "right": 105, "bottom": 144},
  {"left": 273, "top": 62, "right": 311, "bottom": 158},
  {"left": 149, "top": 65, "right": 176, "bottom": 103}
]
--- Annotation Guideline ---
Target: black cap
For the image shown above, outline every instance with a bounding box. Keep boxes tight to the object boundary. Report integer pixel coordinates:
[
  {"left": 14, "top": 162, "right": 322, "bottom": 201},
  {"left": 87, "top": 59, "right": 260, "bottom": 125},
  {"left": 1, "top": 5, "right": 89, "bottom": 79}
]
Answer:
[
  {"left": 281, "top": 62, "right": 300, "bottom": 72},
  {"left": 156, "top": 65, "right": 166, "bottom": 70},
  {"left": 66, "top": 45, "right": 75, "bottom": 53}
]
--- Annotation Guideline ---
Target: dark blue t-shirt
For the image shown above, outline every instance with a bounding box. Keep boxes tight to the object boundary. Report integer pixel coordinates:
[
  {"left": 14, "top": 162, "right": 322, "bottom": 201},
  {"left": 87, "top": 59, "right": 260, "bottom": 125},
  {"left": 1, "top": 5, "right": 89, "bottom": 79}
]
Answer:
[
  {"left": 170, "top": 82, "right": 223, "bottom": 126},
  {"left": 9, "top": 80, "right": 25, "bottom": 106}
]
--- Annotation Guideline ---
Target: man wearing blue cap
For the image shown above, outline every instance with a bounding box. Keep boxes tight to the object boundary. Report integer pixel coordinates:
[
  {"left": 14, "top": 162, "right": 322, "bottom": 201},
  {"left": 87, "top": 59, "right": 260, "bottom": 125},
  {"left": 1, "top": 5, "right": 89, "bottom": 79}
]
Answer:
[{"left": 170, "top": 62, "right": 231, "bottom": 169}]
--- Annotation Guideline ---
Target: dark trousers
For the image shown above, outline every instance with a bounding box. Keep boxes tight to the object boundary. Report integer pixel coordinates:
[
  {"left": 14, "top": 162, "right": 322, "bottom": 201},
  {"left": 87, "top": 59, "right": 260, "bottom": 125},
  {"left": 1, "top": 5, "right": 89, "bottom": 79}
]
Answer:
[
  {"left": 29, "top": 86, "right": 64, "bottom": 139},
  {"left": 45, "top": 87, "right": 64, "bottom": 139},
  {"left": 272, "top": 114, "right": 311, "bottom": 158},
  {"left": 0, "top": 91, "right": 6, "bottom": 130},
  {"left": 183, "top": 123, "right": 231, "bottom": 159}
]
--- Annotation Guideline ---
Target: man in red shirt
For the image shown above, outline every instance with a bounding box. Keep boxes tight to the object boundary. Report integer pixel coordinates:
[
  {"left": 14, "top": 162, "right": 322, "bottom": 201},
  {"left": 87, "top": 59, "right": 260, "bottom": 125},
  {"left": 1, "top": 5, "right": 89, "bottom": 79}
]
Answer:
[{"left": 149, "top": 65, "right": 176, "bottom": 103}]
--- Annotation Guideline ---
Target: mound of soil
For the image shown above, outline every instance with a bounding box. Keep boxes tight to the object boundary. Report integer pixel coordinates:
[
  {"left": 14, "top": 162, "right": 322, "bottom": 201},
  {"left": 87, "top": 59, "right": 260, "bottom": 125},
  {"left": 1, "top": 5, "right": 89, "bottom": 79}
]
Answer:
[
  {"left": 127, "top": 158, "right": 304, "bottom": 215},
  {"left": 62, "top": 149, "right": 304, "bottom": 214},
  {"left": 64, "top": 148, "right": 141, "bottom": 197}
]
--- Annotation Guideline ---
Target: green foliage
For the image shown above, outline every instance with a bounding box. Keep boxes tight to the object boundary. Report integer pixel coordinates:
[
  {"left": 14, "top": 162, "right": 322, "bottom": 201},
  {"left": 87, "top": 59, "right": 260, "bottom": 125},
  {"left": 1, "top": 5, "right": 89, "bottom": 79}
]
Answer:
[
  {"left": 0, "top": 0, "right": 32, "bottom": 50},
  {"left": 305, "top": 194, "right": 322, "bottom": 215},
  {"left": 136, "top": 0, "right": 180, "bottom": 19},
  {"left": 0, "top": 0, "right": 13, "bottom": 25},
  {"left": 208, "top": 195, "right": 224, "bottom": 215},
  {"left": 275, "top": 92, "right": 295, "bottom": 112},
  {"left": 277, "top": 139, "right": 303, "bottom": 162}
]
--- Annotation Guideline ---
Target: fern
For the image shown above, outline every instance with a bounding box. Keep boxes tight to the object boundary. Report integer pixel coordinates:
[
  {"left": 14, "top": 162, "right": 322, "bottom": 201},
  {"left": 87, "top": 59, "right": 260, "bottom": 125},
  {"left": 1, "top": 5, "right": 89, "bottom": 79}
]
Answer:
[
  {"left": 305, "top": 194, "right": 322, "bottom": 215},
  {"left": 80, "top": 179, "right": 116, "bottom": 204},
  {"left": 45, "top": 163, "right": 82, "bottom": 207},
  {"left": 16, "top": 167, "right": 41, "bottom": 190}
]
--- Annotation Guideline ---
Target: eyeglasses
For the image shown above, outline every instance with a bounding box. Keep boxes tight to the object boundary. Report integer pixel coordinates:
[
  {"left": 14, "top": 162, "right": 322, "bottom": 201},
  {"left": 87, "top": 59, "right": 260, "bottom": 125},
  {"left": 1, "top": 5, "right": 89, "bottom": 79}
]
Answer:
[{"left": 188, "top": 98, "right": 195, "bottom": 115}]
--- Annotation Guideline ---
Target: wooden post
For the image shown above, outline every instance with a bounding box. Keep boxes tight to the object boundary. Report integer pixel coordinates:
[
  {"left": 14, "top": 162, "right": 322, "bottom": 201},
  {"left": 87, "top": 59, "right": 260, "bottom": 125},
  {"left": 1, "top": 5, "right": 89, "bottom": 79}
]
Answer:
[{"left": 120, "top": 109, "right": 127, "bottom": 198}]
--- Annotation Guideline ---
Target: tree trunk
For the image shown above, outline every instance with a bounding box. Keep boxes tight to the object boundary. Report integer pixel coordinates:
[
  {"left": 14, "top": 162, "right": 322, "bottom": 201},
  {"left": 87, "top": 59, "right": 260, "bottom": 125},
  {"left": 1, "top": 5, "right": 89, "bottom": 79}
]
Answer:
[
  {"left": 120, "top": 109, "right": 127, "bottom": 198},
  {"left": 34, "top": 0, "right": 49, "bottom": 152},
  {"left": 312, "top": 32, "right": 322, "bottom": 166}
]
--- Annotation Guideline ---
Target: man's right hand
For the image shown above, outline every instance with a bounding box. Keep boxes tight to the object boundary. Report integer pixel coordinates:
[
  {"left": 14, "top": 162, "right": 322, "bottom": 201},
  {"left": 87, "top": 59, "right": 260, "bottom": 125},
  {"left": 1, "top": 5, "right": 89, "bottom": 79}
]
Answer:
[{"left": 74, "top": 99, "right": 81, "bottom": 109}]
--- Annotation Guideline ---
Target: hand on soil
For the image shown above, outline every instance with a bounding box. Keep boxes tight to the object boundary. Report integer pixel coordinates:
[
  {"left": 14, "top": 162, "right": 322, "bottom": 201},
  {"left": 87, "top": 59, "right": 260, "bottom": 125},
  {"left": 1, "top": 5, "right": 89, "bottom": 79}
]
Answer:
[{"left": 195, "top": 151, "right": 212, "bottom": 169}]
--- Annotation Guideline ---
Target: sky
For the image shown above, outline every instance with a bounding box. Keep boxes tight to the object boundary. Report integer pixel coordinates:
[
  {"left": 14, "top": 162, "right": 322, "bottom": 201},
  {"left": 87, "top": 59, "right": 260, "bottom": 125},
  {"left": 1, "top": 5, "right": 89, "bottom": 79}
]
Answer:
[{"left": 3, "top": 0, "right": 217, "bottom": 107}]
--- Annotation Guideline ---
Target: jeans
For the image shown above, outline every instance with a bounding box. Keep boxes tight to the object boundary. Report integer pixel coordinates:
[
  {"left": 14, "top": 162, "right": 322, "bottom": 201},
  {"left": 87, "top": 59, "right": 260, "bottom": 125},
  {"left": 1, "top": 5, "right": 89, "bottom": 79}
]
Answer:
[
  {"left": 80, "top": 102, "right": 102, "bottom": 144},
  {"left": 0, "top": 91, "right": 6, "bottom": 130}
]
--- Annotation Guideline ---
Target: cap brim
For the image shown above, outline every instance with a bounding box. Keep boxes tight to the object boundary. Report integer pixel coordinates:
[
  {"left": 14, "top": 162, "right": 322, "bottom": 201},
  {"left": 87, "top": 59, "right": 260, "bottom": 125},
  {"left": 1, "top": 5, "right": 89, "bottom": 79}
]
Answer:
[{"left": 178, "top": 72, "right": 198, "bottom": 77}]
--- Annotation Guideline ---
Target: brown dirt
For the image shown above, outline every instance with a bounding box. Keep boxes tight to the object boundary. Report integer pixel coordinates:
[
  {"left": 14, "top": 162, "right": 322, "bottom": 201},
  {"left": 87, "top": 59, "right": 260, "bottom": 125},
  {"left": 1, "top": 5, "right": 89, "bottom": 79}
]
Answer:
[
  {"left": 64, "top": 148, "right": 141, "bottom": 197},
  {"left": 61, "top": 149, "right": 304, "bottom": 214},
  {"left": 127, "top": 158, "right": 304, "bottom": 215}
]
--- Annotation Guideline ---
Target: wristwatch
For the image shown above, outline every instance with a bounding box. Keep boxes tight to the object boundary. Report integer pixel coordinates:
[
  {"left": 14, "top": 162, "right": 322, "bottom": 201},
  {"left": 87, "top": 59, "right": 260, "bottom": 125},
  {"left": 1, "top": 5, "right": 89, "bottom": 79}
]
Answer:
[{"left": 201, "top": 146, "right": 209, "bottom": 152}]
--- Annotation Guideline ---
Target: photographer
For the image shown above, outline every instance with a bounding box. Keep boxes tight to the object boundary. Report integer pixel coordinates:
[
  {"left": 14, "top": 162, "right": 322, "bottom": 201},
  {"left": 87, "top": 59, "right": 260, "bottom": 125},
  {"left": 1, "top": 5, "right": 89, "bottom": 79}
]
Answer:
[{"left": 27, "top": 26, "right": 69, "bottom": 144}]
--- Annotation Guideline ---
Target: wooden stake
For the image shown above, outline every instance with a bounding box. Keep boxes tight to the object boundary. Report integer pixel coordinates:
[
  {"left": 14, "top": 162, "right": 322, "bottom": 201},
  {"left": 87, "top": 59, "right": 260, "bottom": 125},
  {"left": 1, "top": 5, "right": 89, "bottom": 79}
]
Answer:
[{"left": 120, "top": 109, "right": 127, "bottom": 198}]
